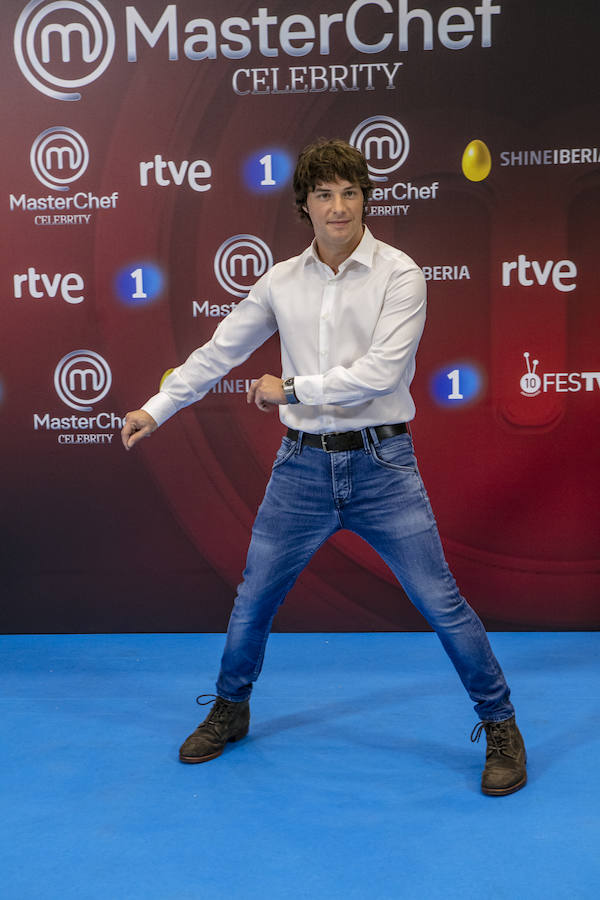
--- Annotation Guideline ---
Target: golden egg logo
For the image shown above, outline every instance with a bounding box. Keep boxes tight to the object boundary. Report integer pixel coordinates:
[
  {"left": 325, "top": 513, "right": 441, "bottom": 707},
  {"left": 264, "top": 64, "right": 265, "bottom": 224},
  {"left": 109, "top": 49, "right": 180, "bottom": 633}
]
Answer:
[
  {"left": 159, "top": 368, "right": 174, "bottom": 389},
  {"left": 462, "top": 139, "right": 492, "bottom": 182}
]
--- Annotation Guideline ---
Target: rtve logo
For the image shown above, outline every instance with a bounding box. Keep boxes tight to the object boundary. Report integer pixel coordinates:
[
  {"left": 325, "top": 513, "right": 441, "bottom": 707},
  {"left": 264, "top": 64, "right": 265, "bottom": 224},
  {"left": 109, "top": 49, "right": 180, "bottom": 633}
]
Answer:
[
  {"left": 214, "top": 235, "right": 273, "bottom": 298},
  {"left": 13, "top": 266, "right": 85, "bottom": 304},
  {"left": 139, "top": 155, "right": 212, "bottom": 192},
  {"left": 31, "top": 127, "right": 89, "bottom": 190},
  {"left": 502, "top": 255, "right": 577, "bottom": 293},
  {"left": 349, "top": 116, "right": 410, "bottom": 182},
  {"left": 14, "top": 0, "right": 115, "bottom": 101},
  {"left": 54, "top": 350, "right": 111, "bottom": 411}
]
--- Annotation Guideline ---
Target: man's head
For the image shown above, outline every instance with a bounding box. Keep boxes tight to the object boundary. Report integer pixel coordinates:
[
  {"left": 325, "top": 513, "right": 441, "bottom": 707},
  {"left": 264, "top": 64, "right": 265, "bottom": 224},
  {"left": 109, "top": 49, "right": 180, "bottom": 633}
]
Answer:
[{"left": 293, "top": 138, "right": 373, "bottom": 224}]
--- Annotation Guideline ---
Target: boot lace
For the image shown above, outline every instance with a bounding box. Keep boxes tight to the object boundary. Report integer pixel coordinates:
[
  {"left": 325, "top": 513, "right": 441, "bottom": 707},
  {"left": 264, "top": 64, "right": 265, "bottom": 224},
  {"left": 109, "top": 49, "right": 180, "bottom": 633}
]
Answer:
[
  {"left": 471, "top": 721, "right": 510, "bottom": 755},
  {"left": 195, "top": 694, "right": 234, "bottom": 725}
]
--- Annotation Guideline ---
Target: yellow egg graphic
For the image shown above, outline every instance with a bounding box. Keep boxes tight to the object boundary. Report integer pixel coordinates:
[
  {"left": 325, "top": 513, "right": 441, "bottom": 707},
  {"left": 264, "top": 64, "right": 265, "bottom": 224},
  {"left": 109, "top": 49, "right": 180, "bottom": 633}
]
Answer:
[
  {"left": 159, "top": 368, "right": 174, "bottom": 389},
  {"left": 462, "top": 139, "right": 492, "bottom": 182}
]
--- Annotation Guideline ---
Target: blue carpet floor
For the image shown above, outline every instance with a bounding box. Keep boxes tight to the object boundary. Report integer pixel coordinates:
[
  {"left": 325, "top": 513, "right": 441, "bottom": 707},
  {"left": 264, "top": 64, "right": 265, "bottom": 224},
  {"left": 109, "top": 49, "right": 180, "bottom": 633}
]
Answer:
[{"left": 1, "top": 632, "right": 599, "bottom": 899}]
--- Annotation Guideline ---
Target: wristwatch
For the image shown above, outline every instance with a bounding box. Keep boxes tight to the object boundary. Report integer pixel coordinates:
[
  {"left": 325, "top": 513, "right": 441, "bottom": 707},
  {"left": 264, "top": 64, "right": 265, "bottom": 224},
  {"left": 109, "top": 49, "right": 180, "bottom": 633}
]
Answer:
[{"left": 282, "top": 377, "right": 300, "bottom": 404}]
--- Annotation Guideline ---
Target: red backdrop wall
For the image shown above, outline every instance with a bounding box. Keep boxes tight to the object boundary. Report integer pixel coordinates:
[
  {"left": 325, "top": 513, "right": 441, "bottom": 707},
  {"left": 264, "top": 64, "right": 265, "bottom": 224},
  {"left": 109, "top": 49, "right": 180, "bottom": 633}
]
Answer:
[{"left": 2, "top": 0, "right": 599, "bottom": 632}]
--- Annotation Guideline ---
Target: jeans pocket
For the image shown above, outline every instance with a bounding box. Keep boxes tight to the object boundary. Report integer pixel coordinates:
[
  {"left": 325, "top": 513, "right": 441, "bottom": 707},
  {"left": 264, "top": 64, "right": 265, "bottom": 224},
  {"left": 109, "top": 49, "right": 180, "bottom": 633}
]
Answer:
[
  {"left": 272, "top": 437, "right": 296, "bottom": 469},
  {"left": 369, "top": 435, "right": 416, "bottom": 473}
]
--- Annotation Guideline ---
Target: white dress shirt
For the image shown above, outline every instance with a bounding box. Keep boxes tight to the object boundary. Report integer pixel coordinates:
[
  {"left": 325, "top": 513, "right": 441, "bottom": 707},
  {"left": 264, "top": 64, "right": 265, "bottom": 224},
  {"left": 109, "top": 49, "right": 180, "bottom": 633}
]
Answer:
[{"left": 142, "top": 226, "right": 427, "bottom": 434}]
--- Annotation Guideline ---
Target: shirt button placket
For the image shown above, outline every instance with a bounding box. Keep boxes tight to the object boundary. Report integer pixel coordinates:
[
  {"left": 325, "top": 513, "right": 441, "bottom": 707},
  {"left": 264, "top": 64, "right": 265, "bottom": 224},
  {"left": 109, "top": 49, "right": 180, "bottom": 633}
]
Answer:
[{"left": 320, "top": 280, "right": 335, "bottom": 372}]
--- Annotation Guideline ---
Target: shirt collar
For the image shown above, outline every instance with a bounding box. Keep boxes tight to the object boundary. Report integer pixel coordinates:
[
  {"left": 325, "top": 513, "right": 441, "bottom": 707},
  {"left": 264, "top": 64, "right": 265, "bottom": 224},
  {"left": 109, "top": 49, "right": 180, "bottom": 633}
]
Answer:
[{"left": 304, "top": 226, "right": 376, "bottom": 272}]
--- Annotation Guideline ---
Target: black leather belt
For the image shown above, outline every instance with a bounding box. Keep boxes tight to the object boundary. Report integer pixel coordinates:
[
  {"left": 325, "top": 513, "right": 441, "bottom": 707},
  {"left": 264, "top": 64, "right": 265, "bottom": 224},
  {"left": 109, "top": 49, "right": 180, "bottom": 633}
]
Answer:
[{"left": 286, "top": 423, "right": 407, "bottom": 452}]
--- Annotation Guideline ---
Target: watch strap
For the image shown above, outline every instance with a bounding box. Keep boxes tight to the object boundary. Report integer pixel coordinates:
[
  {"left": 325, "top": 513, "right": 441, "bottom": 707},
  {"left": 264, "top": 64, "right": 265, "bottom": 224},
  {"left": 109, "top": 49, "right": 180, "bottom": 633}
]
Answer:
[{"left": 283, "top": 377, "right": 300, "bottom": 404}]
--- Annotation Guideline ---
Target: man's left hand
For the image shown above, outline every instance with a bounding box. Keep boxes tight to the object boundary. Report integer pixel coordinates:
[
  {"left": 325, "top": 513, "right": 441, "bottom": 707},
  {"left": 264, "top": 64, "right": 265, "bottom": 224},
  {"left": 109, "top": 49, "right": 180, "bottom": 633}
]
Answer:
[{"left": 247, "top": 375, "right": 286, "bottom": 412}]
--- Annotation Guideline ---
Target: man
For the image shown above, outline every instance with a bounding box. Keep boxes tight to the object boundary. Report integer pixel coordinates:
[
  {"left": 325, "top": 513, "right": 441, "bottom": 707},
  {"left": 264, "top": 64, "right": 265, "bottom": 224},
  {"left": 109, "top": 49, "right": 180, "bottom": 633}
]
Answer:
[{"left": 121, "top": 139, "right": 527, "bottom": 796}]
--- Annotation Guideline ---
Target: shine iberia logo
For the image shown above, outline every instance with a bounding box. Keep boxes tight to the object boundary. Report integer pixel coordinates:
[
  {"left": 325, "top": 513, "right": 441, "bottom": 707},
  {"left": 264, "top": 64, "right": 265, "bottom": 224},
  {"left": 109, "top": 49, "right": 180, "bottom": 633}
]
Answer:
[{"left": 462, "top": 137, "right": 600, "bottom": 181}]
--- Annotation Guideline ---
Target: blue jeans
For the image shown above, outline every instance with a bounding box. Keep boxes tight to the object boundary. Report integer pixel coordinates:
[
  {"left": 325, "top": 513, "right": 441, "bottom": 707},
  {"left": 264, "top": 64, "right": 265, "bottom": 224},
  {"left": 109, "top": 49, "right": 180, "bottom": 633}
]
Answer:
[{"left": 216, "top": 430, "right": 515, "bottom": 722}]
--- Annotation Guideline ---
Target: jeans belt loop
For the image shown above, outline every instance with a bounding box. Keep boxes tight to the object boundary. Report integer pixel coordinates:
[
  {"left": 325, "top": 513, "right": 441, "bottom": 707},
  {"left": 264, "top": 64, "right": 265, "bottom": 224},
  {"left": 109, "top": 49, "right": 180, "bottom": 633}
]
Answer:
[
  {"left": 295, "top": 430, "right": 304, "bottom": 454},
  {"left": 368, "top": 426, "right": 380, "bottom": 447},
  {"left": 360, "top": 428, "right": 370, "bottom": 453}
]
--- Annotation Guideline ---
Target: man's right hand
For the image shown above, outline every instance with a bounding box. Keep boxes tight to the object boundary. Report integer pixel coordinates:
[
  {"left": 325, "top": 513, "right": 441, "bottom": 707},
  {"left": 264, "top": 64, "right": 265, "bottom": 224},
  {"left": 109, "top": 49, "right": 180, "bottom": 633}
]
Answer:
[{"left": 121, "top": 410, "right": 158, "bottom": 451}]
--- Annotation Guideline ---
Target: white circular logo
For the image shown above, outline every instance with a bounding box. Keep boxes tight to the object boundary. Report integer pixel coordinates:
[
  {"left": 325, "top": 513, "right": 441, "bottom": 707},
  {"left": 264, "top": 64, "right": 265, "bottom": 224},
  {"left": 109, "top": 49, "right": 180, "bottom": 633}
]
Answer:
[
  {"left": 214, "top": 235, "right": 274, "bottom": 298},
  {"left": 54, "top": 350, "right": 112, "bottom": 411},
  {"left": 30, "top": 126, "right": 89, "bottom": 191},
  {"left": 520, "top": 373, "right": 541, "bottom": 396},
  {"left": 349, "top": 116, "right": 410, "bottom": 182},
  {"left": 520, "top": 352, "right": 541, "bottom": 397},
  {"left": 14, "top": 0, "right": 115, "bottom": 101}
]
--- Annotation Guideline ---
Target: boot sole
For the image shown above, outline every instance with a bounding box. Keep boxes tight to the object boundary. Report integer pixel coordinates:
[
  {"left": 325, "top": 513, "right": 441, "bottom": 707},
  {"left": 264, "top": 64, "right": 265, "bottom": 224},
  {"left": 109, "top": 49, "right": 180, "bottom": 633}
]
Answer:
[
  {"left": 179, "top": 728, "right": 249, "bottom": 764},
  {"left": 481, "top": 773, "right": 527, "bottom": 796}
]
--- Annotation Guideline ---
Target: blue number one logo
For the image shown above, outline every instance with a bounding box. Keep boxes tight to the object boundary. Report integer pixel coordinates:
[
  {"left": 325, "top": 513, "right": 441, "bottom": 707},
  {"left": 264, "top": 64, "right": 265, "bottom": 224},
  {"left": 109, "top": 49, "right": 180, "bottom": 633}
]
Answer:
[
  {"left": 259, "top": 154, "right": 276, "bottom": 186},
  {"left": 447, "top": 368, "right": 464, "bottom": 400},
  {"left": 130, "top": 268, "right": 148, "bottom": 300}
]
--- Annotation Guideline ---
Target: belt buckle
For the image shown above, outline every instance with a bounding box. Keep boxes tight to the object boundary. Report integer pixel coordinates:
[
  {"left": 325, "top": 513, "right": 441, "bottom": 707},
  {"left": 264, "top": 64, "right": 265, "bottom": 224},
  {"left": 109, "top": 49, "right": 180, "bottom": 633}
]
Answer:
[{"left": 320, "top": 433, "right": 333, "bottom": 452}]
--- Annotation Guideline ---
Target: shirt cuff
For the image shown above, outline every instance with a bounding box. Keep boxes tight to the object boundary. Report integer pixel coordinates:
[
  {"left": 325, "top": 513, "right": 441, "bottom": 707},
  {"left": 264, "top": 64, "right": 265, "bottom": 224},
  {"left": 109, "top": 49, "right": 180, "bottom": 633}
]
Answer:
[
  {"left": 293, "top": 374, "right": 325, "bottom": 406},
  {"left": 142, "top": 392, "right": 179, "bottom": 428}
]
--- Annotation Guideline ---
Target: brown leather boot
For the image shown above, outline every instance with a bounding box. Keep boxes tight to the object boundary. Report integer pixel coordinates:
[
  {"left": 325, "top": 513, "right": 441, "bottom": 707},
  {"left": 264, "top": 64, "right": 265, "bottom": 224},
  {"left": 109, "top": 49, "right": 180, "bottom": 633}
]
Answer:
[
  {"left": 179, "top": 695, "right": 250, "bottom": 763},
  {"left": 471, "top": 717, "right": 527, "bottom": 795}
]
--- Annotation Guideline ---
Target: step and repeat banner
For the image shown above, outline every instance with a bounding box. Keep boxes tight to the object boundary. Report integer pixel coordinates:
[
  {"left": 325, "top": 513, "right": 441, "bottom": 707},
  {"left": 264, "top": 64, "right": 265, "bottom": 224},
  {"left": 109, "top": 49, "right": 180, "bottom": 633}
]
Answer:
[{"left": 1, "top": 1, "right": 599, "bottom": 632}]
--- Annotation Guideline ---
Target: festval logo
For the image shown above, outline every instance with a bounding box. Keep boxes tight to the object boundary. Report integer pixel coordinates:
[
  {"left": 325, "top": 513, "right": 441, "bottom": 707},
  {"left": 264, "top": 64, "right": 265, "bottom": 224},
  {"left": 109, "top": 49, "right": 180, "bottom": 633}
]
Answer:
[
  {"left": 520, "top": 352, "right": 542, "bottom": 397},
  {"left": 54, "top": 350, "right": 112, "bottom": 411},
  {"left": 350, "top": 116, "right": 410, "bottom": 182},
  {"left": 14, "top": 0, "right": 115, "bottom": 101},
  {"left": 214, "top": 235, "right": 274, "bottom": 298},
  {"left": 30, "top": 127, "right": 89, "bottom": 191}
]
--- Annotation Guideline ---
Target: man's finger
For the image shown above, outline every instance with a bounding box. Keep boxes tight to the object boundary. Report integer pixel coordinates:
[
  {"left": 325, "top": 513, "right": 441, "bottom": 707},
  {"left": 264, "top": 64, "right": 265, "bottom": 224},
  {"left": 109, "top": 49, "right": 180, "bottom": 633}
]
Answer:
[
  {"left": 121, "top": 420, "right": 135, "bottom": 450},
  {"left": 253, "top": 388, "right": 268, "bottom": 410},
  {"left": 247, "top": 379, "right": 259, "bottom": 404},
  {"left": 121, "top": 413, "right": 156, "bottom": 450},
  {"left": 125, "top": 426, "right": 149, "bottom": 450},
  {"left": 122, "top": 421, "right": 143, "bottom": 451}
]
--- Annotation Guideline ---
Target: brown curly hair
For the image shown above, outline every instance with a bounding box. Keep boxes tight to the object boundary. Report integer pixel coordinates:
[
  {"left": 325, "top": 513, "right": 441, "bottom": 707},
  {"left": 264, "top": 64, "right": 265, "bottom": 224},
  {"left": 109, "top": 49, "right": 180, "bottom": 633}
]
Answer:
[{"left": 293, "top": 138, "right": 373, "bottom": 224}]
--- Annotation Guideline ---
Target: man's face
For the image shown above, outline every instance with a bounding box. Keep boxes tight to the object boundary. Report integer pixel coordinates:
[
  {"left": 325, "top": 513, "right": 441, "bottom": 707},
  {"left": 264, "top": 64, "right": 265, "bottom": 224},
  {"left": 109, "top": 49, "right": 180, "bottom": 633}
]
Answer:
[{"left": 304, "top": 178, "right": 364, "bottom": 263}]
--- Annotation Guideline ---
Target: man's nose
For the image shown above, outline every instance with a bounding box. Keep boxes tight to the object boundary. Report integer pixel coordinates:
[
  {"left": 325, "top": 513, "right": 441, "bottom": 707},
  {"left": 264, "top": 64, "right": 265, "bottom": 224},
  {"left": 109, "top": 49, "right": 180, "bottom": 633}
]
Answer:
[{"left": 331, "top": 194, "right": 345, "bottom": 214}]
